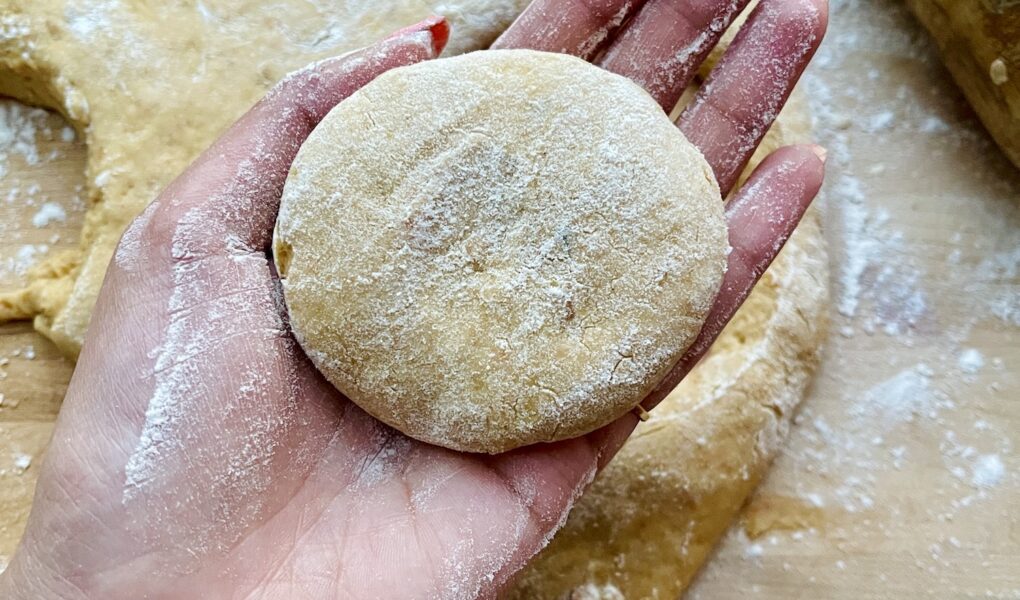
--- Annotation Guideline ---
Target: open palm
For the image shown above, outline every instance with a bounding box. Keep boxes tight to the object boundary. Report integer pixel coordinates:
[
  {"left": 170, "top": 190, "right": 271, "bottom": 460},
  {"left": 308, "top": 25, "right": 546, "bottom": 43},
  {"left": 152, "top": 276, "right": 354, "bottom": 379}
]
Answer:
[{"left": 1, "top": 1, "right": 827, "bottom": 598}]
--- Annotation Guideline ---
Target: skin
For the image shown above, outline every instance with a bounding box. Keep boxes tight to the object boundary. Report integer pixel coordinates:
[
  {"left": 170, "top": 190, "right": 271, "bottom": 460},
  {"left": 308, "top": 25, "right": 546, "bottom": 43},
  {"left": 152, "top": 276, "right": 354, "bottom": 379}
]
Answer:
[{"left": 0, "top": 1, "right": 827, "bottom": 598}]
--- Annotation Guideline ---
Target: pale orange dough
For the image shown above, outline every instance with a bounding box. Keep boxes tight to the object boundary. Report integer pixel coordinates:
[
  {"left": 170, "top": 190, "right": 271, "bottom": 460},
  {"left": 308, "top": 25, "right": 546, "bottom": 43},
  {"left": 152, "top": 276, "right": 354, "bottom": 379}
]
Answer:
[{"left": 274, "top": 50, "right": 728, "bottom": 453}]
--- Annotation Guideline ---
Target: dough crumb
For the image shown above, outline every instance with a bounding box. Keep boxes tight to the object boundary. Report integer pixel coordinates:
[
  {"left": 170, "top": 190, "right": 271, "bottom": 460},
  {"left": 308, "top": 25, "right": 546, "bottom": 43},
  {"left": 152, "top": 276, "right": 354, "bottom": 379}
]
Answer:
[
  {"left": 31, "top": 201, "right": 67, "bottom": 227},
  {"left": 971, "top": 454, "right": 1004, "bottom": 488},
  {"left": 989, "top": 58, "right": 1008, "bottom": 86},
  {"left": 12, "top": 453, "right": 32, "bottom": 472},
  {"left": 956, "top": 348, "right": 984, "bottom": 375}
]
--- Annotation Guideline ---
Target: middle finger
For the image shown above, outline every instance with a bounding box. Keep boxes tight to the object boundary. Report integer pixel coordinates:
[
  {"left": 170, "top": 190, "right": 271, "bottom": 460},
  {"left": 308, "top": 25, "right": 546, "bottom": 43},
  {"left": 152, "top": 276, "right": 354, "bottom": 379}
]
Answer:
[
  {"left": 598, "top": 0, "right": 752, "bottom": 111},
  {"left": 492, "top": 0, "right": 646, "bottom": 59}
]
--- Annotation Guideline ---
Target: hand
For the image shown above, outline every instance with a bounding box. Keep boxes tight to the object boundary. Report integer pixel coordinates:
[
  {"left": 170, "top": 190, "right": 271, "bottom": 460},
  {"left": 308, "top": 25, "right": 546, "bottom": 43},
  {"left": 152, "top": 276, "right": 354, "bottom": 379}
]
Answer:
[{"left": 0, "top": 2, "right": 826, "bottom": 598}]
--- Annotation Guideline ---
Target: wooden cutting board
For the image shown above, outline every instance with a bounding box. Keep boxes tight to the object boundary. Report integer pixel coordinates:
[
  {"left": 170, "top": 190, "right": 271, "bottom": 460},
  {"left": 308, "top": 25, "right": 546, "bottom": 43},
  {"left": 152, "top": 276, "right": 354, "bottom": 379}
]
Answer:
[{"left": 1, "top": 0, "right": 1018, "bottom": 595}]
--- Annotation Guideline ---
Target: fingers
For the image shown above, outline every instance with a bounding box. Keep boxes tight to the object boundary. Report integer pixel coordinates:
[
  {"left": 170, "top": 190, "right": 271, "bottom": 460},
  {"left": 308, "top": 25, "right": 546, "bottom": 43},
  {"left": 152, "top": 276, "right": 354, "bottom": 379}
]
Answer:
[
  {"left": 678, "top": 0, "right": 827, "bottom": 195},
  {"left": 142, "top": 17, "right": 449, "bottom": 260},
  {"left": 492, "top": 0, "right": 644, "bottom": 60},
  {"left": 642, "top": 144, "right": 825, "bottom": 410},
  {"left": 597, "top": 0, "right": 751, "bottom": 111}
]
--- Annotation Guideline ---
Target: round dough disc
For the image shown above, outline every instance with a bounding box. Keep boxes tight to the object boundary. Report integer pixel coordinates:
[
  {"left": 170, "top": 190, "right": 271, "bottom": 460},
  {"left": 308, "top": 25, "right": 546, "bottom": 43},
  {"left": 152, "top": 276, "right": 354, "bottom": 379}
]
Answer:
[{"left": 274, "top": 49, "right": 727, "bottom": 453}]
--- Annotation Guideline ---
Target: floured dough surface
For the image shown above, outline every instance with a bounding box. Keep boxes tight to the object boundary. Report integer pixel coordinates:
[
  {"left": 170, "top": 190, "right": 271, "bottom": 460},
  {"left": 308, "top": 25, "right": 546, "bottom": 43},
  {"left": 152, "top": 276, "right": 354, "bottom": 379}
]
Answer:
[{"left": 274, "top": 50, "right": 727, "bottom": 453}]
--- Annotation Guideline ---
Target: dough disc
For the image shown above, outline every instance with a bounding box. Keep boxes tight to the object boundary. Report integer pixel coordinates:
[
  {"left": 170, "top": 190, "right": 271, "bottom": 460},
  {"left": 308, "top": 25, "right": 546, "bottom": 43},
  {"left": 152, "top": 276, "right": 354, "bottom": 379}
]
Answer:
[{"left": 274, "top": 49, "right": 727, "bottom": 453}]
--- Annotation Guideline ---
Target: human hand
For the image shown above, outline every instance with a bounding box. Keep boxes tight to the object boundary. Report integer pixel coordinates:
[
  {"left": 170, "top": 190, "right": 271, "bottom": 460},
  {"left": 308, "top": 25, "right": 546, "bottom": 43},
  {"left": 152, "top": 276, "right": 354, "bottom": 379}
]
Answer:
[{"left": 0, "top": 2, "right": 826, "bottom": 598}]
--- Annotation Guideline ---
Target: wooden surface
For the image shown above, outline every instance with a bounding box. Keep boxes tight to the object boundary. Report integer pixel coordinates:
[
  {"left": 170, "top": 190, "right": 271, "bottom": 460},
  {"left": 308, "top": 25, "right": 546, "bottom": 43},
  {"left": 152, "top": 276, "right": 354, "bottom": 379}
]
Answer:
[
  {"left": 904, "top": 0, "right": 1020, "bottom": 170},
  {"left": 0, "top": 106, "right": 83, "bottom": 569},
  {"left": 0, "top": 0, "right": 1018, "bottom": 595},
  {"left": 687, "top": 2, "right": 1020, "bottom": 598}
]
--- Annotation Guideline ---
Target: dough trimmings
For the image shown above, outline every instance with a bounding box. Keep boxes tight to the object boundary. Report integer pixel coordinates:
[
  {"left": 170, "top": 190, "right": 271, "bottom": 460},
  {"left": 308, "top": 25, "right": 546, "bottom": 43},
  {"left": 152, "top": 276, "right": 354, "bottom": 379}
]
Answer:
[
  {"left": 0, "top": 0, "right": 532, "bottom": 356},
  {"left": 274, "top": 49, "right": 728, "bottom": 453}
]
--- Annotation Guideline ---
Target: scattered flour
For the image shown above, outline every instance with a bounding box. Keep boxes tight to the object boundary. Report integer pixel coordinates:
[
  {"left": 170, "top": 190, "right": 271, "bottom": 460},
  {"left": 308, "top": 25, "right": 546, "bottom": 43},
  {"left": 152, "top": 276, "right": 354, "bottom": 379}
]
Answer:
[
  {"left": 831, "top": 185, "right": 927, "bottom": 335},
  {"left": 972, "top": 245, "right": 1020, "bottom": 327},
  {"left": 31, "top": 201, "right": 68, "bottom": 227},
  {"left": 957, "top": 348, "right": 985, "bottom": 375},
  {"left": 971, "top": 454, "right": 1005, "bottom": 489},
  {"left": 0, "top": 102, "right": 49, "bottom": 177},
  {"left": 851, "top": 364, "right": 939, "bottom": 429},
  {"left": 2, "top": 244, "right": 49, "bottom": 278},
  {"left": 862, "top": 110, "right": 895, "bottom": 133},
  {"left": 12, "top": 452, "right": 31, "bottom": 472},
  {"left": 0, "top": 99, "right": 83, "bottom": 285},
  {"left": 569, "top": 582, "right": 625, "bottom": 600},
  {"left": 716, "top": 1, "right": 1019, "bottom": 594}
]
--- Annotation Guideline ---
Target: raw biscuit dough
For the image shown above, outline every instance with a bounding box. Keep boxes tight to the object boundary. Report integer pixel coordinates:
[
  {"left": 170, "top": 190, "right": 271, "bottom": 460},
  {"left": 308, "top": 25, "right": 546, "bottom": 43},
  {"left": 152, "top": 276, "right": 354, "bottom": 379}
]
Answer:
[
  {"left": 0, "top": 0, "right": 829, "bottom": 593},
  {"left": 274, "top": 50, "right": 728, "bottom": 453}
]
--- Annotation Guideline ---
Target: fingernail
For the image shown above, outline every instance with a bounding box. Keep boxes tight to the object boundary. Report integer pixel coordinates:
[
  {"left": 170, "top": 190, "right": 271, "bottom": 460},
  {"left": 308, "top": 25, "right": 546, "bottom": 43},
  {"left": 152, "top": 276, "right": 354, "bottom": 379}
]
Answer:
[
  {"left": 387, "top": 16, "right": 450, "bottom": 56},
  {"left": 809, "top": 144, "right": 828, "bottom": 164}
]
